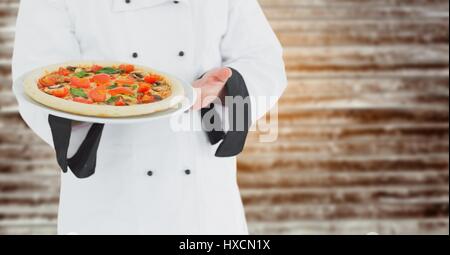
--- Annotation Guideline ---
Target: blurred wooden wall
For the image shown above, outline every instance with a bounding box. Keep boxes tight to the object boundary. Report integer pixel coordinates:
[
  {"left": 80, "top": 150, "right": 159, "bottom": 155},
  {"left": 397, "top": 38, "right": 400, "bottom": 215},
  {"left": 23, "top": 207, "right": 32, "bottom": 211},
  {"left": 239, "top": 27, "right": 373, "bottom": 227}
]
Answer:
[{"left": 0, "top": 0, "right": 449, "bottom": 235}]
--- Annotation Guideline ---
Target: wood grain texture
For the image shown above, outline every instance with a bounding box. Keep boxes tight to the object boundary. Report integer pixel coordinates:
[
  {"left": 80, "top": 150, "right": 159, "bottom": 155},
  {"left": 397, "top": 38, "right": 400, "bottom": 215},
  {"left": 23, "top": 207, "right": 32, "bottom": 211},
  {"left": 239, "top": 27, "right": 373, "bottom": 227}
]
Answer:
[{"left": 0, "top": 0, "right": 448, "bottom": 235}]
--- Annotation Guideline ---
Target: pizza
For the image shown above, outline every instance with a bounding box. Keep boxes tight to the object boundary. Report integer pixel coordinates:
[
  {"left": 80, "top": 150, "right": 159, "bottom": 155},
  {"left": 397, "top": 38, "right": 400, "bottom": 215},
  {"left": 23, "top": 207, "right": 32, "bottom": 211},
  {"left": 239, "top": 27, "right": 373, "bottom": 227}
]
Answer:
[{"left": 24, "top": 61, "right": 185, "bottom": 117}]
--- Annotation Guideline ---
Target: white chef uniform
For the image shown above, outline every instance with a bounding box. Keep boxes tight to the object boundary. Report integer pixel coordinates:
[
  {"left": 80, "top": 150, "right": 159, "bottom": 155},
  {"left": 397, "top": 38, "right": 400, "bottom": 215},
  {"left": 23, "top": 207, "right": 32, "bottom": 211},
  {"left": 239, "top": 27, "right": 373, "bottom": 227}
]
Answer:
[{"left": 12, "top": 0, "right": 287, "bottom": 235}]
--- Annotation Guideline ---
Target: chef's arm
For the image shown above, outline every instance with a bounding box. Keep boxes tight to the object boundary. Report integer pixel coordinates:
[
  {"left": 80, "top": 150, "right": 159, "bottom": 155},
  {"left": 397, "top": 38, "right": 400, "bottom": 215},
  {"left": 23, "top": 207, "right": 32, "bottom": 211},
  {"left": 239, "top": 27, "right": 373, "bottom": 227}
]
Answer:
[
  {"left": 221, "top": 0, "right": 287, "bottom": 123},
  {"left": 12, "top": 0, "right": 89, "bottom": 148},
  {"left": 202, "top": 0, "right": 286, "bottom": 157}
]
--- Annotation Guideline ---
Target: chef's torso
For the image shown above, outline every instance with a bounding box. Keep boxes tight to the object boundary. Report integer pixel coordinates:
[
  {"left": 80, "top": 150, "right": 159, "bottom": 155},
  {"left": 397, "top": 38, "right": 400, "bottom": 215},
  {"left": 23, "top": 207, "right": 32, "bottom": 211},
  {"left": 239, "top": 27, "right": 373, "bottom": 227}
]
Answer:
[{"left": 56, "top": 0, "right": 247, "bottom": 235}]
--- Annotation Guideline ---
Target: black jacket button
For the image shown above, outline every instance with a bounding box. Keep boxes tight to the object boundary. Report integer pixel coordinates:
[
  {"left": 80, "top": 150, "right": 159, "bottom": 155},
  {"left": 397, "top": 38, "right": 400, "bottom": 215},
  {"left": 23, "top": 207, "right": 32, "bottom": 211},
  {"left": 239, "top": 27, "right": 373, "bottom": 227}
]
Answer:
[
  {"left": 125, "top": 0, "right": 131, "bottom": 4},
  {"left": 132, "top": 52, "right": 138, "bottom": 58},
  {"left": 174, "top": 1, "right": 179, "bottom": 4},
  {"left": 147, "top": 170, "right": 153, "bottom": 176},
  {"left": 185, "top": 169, "right": 191, "bottom": 175},
  {"left": 178, "top": 51, "right": 185, "bottom": 57}
]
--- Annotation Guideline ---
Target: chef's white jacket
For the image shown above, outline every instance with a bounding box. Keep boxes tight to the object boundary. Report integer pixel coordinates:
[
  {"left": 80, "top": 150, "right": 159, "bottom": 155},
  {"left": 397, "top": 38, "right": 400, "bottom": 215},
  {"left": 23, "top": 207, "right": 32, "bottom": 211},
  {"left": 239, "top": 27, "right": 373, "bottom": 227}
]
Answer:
[{"left": 12, "top": 0, "right": 287, "bottom": 235}]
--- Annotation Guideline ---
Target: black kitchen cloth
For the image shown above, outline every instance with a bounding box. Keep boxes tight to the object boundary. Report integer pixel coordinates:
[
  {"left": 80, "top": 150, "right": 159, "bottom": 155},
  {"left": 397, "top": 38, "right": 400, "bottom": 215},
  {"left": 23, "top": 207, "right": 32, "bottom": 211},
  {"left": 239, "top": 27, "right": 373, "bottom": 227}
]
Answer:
[
  {"left": 48, "top": 115, "right": 104, "bottom": 179},
  {"left": 201, "top": 68, "right": 252, "bottom": 157}
]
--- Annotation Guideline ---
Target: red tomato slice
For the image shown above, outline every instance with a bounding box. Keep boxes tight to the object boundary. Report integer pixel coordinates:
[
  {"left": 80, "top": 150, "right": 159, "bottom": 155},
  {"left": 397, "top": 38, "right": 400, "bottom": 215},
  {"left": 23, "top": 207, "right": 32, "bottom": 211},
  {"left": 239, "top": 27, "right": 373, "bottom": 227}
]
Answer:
[
  {"left": 70, "top": 77, "right": 91, "bottom": 88},
  {"left": 116, "top": 77, "right": 136, "bottom": 86},
  {"left": 39, "top": 76, "right": 58, "bottom": 87},
  {"left": 88, "top": 89, "right": 107, "bottom": 102},
  {"left": 73, "top": 97, "right": 94, "bottom": 104},
  {"left": 91, "top": 65, "right": 103, "bottom": 73},
  {"left": 50, "top": 87, "right": 69, "bottom": 98},
  {"left": 144, "top": 74, "right": 161, "bottom": 84},
  {"left": 119, "top": 64, "right": 135, "bottom": 73},
  {"left": 138, "top": 82, "right": 151, "bottom": 93},
  {"left": 109, "top": 87, "right": 134, "bottom": 96},
  {"left": 140, "top": 95, "right": 156, "bottom": 104},
  {"left": 115, "top": 98, "right": 126, "bottom": 106},
  {"left": 91, "top": 74, "right": 111, "bottom": 86},
  {"left": 57, "top": 68, "right": 71, "bottom": 76},
  {"left": 96, "top": 84, "right": 109, "bottom": 90}
]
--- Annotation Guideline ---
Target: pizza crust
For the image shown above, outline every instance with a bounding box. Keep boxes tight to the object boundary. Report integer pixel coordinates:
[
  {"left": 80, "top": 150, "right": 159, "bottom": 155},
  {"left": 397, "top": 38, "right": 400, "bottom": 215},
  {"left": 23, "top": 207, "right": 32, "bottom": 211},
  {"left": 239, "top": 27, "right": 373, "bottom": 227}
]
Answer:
[{"left": 24, "top": 61, "right": 185, "bottom": 118}]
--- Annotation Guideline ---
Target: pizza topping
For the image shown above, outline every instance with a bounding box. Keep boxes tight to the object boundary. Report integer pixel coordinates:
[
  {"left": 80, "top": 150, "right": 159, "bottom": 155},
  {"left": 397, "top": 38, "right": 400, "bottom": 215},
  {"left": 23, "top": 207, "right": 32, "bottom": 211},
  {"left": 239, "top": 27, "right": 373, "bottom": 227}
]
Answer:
[
  {"left": 96, "top": 67, "right": 121, "bottom": 75},
  {"left": 88, "top": 88, "right": 107, "bottom": 102},
  {"left": 91, "top": 74, "right": 112, "bottom": 86},
  {"left": 109, "top": 87, "right": 134, "bottom": 96},
  {"left": 91, "top": 65, "right": 103, "bottom": 73},
  {"left": 37, "top": 63, "right": 172, "bottom": 106},
  {"left": 70, "top": 77, "right": 91, "bottom": 88},
  {"left": 116, "top": 76, "right": 136, "bottom": 86},
  {"left": 138, "top": 82, "right": 151, "bottom": 93},
  {"left": 119, "top": 64, "right": 135, "bottom": 73},
  {"left": 115, "top": 98, "right": 127, "bottom": 106},
  {"left": 73, "top": 97, "right": 94, "bottom": 104},
  {"left": 48, "top": 84, "right": 65, "bottom": 90},
  {"left": 131, "top": 72, "right": 144, "bottom": 81},
  {"left": 152, "top": 85, "right": 168, "bottom": 92},
  {"left": 70, "top": 88, "right": 88, "bottom": 98},
  {"left": 106, "top": 96, "right": 119, "bottom": 104},
  {"left": 58, "top": 68, "right": 71, "bottom": 76},
  {"left": 106, "top": 95, "right": 129, "bottom": 106},
  {"left": 50, "top": 87, "right": 69, "bottom": 98},
  {"left": 144, "top": 74, "right": 162, "bottom": 84},
  {"left": 39, "top": 76, "right": 58, "bottom": 87},
  {"left": 125, "top": 84, "right": 138, "bottom": 90},
  {"left": 138, "top": 94, "right": 162, "bottom": 104},
  {"left": 74, "top": 70, "right": 90, "bottom": 78},
  {"left": 66, "top": 66, "right": 77, "bottom": 72},
  {"left": 140, "top": 95, "right": 156, "bottom": 104},
  {"left": 120, "top": 97, "right": 136, "bottom": 106}
]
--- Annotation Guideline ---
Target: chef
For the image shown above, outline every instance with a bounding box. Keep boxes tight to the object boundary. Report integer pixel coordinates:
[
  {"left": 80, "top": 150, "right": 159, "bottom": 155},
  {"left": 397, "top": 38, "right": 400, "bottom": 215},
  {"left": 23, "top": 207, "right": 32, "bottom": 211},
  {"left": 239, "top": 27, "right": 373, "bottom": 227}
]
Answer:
[{"left": 12, "top": 0, "right": 287, "bottom": 235}]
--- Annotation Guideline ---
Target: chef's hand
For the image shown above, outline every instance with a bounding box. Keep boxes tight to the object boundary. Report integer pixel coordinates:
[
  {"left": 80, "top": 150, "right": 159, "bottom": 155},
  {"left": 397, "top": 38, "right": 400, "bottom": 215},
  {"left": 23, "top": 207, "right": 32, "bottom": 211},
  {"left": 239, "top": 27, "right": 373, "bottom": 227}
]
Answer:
[{"left": 192, "top": 67, "right": 232, "bottom": 110}]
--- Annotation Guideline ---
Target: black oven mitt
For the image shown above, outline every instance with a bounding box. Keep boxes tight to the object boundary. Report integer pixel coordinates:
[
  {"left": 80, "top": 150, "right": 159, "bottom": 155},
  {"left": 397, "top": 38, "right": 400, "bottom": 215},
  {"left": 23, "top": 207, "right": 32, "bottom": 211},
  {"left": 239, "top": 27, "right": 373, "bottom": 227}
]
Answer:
[
  {"left": 48, "top": 115, "right": 104, "bottom": 179},
  {"left": 201, "top": 68, "right": 252, "bottom": 157}
]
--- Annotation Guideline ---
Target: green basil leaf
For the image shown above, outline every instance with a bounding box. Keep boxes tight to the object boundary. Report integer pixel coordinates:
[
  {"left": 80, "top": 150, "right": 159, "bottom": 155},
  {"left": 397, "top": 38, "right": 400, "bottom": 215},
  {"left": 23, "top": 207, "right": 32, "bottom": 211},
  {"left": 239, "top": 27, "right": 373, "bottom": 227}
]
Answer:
[
  {"left": 106, "top": 96, "right": 119, "bottom": 104},
  {"left": 70, "top": 88, "right": 87, "bottom": 98},
  {"left": 74, "top": 70, "right": 89, "bottom": 78},
  {"left": 107, "top": 84, "right": 118, "bottom": 89},
  {"left": 96, "top": 67, "right": 120, "bottom": 74},
  {"left": 132, "top": 85, "right": 138, "bottom": 90}
]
